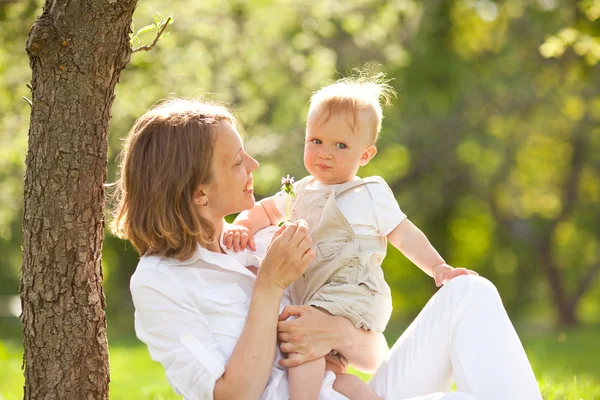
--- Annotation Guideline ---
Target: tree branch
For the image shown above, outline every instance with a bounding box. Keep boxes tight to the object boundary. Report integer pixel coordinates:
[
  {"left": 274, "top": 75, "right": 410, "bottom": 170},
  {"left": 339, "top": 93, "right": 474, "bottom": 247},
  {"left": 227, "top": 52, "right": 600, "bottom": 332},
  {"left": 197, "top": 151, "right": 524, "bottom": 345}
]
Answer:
[
  {"left": 570, "top": 262, "right": 600, "bottom": 313},
  {"left": 132, "top": 17, "right": 172, "bottom": 53},
  {"left": 546, "top": 123, "right": 588, "bottom": 236}
]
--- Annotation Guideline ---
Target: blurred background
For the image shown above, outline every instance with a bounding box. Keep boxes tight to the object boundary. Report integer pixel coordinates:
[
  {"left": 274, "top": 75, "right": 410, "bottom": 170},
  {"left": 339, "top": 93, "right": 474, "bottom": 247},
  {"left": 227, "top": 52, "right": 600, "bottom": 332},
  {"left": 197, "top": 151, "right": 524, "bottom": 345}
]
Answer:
[{"left": 1, "top": 0, "right": 599, "bottom": 399}]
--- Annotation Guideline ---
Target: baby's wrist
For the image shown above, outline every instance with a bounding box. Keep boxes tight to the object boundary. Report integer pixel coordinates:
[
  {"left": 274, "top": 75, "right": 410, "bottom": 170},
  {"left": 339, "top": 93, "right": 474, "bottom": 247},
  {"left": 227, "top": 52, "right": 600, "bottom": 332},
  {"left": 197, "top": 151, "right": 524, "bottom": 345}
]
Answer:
[
  {"left": 431, "top": 263, "right": 451, "bottom": 275},
  {"left": 230, "top": 220, "right": 251, "bottom": 231}
]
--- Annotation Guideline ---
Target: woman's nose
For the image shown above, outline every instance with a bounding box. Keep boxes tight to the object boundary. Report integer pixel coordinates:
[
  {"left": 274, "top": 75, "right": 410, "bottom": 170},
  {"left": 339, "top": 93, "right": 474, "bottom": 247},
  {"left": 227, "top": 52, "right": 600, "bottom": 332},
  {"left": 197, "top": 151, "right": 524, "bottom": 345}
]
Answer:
[{"left": 248, "top": 155, "right": 259, "bottom": 172}]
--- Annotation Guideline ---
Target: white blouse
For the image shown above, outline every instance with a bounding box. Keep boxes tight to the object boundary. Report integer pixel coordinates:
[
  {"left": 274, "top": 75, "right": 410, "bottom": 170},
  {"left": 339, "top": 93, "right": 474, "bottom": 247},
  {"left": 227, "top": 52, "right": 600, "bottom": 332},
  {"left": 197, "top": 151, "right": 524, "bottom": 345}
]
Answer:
[{"left": 130, "top": 242, "right": 347, "bottom": 400}]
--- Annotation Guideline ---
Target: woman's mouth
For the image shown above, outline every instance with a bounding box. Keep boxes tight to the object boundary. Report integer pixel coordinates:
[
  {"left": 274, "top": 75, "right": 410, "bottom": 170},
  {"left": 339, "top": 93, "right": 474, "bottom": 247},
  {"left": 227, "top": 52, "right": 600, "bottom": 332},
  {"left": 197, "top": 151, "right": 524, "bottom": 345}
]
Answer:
[{"left": 243, "top": 180, "right": 254, "bottom": 193}]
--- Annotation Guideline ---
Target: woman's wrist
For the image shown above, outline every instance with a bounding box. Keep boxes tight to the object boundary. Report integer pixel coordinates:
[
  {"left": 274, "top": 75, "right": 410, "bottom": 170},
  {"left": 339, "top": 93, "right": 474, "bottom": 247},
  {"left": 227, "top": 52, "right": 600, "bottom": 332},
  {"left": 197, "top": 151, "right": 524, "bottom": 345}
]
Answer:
[
  {"left": 253, "top": 275, "right": 285, "bottom": 299},
  {"left": 329, "top": 315, "right": 354, "bottom": 353}
]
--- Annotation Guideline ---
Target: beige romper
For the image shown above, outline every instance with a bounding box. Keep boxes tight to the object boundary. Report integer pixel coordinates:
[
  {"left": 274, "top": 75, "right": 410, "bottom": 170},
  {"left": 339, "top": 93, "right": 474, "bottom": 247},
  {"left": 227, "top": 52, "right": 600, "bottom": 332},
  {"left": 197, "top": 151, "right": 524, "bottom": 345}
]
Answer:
[{"left": 288, "top": 176, "right": 393, "bottom": 332}]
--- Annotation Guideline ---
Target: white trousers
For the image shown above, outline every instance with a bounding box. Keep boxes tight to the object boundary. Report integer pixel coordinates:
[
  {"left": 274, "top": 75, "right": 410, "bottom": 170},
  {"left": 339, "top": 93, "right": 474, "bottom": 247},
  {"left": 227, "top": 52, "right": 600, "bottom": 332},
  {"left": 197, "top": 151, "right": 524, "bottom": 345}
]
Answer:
[{"left": 368, "top": 275, "right": 542, "bottom": 400}]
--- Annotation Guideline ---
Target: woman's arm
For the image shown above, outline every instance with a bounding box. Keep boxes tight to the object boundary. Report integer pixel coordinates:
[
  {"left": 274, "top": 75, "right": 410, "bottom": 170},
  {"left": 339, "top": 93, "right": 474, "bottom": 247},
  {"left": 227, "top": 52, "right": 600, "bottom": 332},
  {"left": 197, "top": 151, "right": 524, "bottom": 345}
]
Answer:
[
  {"left": 277, "top": 305, "right": 389, "bottom": 373},
  {"left": 214, "top": 283, "right": 284, "bottom": 400},
  {"left": 216, "top": 221, "right": 315, "bottom": 399}
]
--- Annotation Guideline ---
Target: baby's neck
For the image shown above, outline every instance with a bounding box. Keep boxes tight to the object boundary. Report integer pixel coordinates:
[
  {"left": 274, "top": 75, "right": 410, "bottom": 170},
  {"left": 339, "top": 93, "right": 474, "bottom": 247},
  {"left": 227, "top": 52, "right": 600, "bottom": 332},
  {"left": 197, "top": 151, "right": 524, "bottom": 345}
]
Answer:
[{"left": 313, "top": 176, "right": 357, "bottom": 186}]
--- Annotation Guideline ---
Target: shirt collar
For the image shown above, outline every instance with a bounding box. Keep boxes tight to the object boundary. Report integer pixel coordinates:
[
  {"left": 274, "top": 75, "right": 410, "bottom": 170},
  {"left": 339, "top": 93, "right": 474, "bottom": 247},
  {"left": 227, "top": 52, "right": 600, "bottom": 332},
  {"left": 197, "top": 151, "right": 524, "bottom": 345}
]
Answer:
[{"left": 168, "top": 242, "right": 257, "bottom": 279}]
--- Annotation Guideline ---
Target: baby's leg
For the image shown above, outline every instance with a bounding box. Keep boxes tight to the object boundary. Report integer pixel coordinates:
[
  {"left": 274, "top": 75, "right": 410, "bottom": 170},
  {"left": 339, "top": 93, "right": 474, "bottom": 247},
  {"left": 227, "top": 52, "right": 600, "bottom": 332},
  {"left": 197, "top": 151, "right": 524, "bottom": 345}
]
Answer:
[
  {"left": 325, "top": 357, "right": 381, "bottom": 400},
  {"left": 289, "top": 355, "right": 326, "bottom": 400},
  {"left": 333, "top": 374, "right": 382, "bottom": 400}
]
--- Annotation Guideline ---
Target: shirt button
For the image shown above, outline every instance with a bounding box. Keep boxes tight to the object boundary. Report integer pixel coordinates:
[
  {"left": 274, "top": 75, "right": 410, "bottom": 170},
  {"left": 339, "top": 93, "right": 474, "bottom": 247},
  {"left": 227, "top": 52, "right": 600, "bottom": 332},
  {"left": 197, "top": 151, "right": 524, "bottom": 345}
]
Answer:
[{"left": 325, "top": 193, "right": 331, "bottom": 199}]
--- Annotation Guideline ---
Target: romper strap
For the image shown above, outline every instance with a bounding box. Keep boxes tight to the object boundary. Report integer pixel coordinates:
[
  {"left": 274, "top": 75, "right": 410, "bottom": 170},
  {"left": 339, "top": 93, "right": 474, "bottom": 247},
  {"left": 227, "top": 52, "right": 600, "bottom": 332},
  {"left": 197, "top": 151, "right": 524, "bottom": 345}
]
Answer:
[
  {"left": 334, "top": 176, "right": 389, "bottom": 198},
  {"left": 293, "top": 175, "right": 316, "bottom": 191},
  {"left": 360, "top": 176, "right": 387, "bottom": 185}
]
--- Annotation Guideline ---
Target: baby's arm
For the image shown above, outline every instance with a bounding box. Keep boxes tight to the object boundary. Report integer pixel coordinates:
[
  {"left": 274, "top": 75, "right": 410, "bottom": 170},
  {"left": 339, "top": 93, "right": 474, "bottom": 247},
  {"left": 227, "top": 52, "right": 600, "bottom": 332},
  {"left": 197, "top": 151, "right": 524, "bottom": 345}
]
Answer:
[
  {"left": 387, "top": 220, "right": 476, "bottom": 286},
  {"left": 223, "top": 197, "right": 284, "bottom": 250},
  {"left": 233, "top": 196, "right": 284, "bottom": 233},
  {"left": 387, "top": 219, "right": 445, "bottom": 277}
]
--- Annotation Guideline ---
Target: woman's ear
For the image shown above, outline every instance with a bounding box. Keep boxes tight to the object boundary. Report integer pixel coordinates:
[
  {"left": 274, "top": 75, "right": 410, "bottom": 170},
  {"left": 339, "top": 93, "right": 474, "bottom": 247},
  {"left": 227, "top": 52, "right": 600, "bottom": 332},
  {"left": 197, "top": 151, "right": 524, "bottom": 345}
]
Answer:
[
  {"left": 359, "top": 145, "right": 377, "bottom": 166},
  {"left": 193, "top": 186, "right": 209, "bottom": 207}
]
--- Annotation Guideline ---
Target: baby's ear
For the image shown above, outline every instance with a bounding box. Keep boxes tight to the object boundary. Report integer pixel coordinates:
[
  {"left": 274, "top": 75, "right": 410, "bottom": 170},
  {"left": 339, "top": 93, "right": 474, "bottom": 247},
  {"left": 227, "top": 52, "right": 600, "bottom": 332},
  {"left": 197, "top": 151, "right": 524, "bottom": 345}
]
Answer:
[{"left": 359, "top": 145, "right": 377, "bottom": 166}]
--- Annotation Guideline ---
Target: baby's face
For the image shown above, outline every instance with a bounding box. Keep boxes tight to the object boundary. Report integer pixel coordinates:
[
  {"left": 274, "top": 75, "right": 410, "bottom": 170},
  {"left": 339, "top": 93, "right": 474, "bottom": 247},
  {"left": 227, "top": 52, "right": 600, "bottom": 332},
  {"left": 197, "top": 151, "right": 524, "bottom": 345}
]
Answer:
[{"left": 304, "top": 109, "right": 376, "bottom": 185}]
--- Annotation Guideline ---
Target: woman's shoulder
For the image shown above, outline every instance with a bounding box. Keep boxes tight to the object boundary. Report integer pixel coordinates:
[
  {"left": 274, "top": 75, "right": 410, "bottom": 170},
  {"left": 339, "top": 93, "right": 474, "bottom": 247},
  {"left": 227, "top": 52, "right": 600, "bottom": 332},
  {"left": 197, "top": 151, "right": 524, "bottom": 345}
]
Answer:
[
  {"left": 130, "top": 253, "right": 189, "bottom": 292},
  {"left": 136, "top": 247, "right": 203, "bottom": 271}
]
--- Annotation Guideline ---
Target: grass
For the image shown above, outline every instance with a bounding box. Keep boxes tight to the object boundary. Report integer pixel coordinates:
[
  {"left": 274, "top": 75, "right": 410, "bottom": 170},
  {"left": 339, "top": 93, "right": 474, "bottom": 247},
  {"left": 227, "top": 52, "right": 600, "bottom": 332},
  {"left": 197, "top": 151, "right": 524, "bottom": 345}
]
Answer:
[{"left": 1, "top": 322, "right": 599, "bottom": 399}]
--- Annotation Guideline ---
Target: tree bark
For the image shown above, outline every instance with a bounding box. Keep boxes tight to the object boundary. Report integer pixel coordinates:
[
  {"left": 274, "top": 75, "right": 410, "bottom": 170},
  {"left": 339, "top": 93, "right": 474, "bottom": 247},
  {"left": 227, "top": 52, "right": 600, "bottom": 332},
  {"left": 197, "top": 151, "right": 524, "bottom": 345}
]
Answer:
[{"left": 21, "top": 0, "right": 137, "bottom": 398}]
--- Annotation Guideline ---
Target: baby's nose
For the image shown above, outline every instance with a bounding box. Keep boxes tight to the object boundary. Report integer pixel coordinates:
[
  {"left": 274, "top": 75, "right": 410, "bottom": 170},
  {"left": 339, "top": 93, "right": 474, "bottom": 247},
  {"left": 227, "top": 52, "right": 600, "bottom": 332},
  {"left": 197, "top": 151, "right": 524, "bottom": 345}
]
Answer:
[{"left": 318, "top": 150, "right": 332, "bottom": 159}]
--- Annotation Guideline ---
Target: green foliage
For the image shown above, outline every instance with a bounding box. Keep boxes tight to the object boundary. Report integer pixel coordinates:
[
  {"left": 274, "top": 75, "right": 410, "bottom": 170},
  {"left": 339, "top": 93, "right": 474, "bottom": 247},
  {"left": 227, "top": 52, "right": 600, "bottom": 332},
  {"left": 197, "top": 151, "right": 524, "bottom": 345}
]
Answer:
[
  {"left": 0, "top": 0, "right": 599, "bottom": 357},
  {"left": 130, "top": 12, "right": 174, "bottom": 47},
  {"left": 0, "top": 0, "right": 37, "bottom": 296},
  {"left": 2, "top": 322, "right": 600, "bottom": 399}
]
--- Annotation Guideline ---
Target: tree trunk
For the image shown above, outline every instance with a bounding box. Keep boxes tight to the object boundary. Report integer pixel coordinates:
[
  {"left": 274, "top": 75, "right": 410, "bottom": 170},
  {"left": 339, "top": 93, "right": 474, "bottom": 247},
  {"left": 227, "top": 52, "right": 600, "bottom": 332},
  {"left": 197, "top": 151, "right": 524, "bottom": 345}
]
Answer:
[{"left": 21, "top": 0, "right": 137, "bottom": 398}]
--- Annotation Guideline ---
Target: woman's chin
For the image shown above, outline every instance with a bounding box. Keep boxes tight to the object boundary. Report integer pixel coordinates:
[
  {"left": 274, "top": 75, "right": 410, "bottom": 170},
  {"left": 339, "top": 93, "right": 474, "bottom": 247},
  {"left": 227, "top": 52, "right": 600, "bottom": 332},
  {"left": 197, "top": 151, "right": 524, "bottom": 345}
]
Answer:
[
  {"left": 221, "top": 197, "right": 256, "bottom": 218},
  {"left": 243, "top": 194, "right": 256, "bottom": 209}
]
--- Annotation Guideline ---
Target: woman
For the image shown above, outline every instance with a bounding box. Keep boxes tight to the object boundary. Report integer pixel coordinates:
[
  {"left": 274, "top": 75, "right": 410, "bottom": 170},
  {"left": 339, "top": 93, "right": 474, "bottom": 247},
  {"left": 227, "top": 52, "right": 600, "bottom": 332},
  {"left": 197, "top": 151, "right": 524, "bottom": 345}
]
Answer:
[{"left": 112, "top": 98, "right": 542, "bottom": 400}]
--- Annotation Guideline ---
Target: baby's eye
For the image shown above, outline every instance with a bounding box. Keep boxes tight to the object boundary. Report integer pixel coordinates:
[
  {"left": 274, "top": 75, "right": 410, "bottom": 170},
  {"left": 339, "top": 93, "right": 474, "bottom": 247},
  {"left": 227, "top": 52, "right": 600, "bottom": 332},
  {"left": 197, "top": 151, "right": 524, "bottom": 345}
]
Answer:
[
  {"left": 336, "top": 142, "right": 347, "bottom": 149},
  {"left": 311, "top": 139, "right": 322, "bottom": 144}
]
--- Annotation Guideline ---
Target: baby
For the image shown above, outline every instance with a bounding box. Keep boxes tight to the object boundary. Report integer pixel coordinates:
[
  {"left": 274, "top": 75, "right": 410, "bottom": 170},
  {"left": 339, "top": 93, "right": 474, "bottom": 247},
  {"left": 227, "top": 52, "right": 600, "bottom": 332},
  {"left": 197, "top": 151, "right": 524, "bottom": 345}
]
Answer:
[{"left": 224, "top": 72, "right": 476, "bottom": 400}]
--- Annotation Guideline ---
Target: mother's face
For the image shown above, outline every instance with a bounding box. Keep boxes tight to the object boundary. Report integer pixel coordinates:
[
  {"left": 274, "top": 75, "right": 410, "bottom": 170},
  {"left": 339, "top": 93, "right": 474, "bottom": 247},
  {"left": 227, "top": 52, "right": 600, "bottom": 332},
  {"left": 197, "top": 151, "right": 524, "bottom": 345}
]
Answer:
[{"left": 199, "top": 121, "right": 259, "bottom": 219}]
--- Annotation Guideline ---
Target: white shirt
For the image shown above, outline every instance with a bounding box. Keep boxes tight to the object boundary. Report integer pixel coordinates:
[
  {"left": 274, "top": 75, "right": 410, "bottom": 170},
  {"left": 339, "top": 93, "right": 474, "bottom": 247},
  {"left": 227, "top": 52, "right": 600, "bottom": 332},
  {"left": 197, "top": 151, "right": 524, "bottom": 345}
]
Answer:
[
  {"left": 273, "top": 176, "right": 406, "bottom": 237},
  {"left": 130, "top": 241, "right": 347, "bottom": 400}
]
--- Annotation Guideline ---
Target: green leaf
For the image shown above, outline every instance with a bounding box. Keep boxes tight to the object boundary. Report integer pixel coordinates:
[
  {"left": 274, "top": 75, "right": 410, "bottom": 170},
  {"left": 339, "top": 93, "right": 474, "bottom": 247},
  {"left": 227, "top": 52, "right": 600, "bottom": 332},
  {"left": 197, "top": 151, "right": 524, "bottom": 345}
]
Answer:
[{"left": 137, "top": 24, "right": 156, "bottom": 36}]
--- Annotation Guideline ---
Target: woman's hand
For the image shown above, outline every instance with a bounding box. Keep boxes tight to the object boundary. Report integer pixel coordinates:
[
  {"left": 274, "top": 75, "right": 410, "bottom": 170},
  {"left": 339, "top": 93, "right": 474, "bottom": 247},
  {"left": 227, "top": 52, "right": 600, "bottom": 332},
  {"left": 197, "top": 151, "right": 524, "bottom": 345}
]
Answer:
[
  {"left": 277, "top": 305, "right": 389, "bottom": 373},
  {"left": 255, "top": 220, "right": 315, "bottom": 292},
  {"left": 276, "top": 305, "right": 341, "bottom": 367}
]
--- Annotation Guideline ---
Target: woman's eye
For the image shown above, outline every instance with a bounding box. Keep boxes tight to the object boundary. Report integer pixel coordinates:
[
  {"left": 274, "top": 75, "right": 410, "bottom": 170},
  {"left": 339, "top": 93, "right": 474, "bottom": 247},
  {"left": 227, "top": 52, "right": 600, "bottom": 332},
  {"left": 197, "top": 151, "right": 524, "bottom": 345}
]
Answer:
[
  {"left": 311, "top": 139, "right": 322, "bottom": 144},
  {"left": 336, "top": 143, "right": 347, "bottom": 149},
  {"left": 236, "top": 158, "right": 243, "bottom": 166}
]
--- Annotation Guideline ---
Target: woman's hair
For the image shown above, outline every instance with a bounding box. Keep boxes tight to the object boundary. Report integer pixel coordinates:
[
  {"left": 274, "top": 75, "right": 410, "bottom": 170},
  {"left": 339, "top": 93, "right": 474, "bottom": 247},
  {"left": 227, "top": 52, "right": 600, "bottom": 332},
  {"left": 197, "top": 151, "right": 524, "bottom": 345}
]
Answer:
[
  {"left": 308, "top": 69, "right": 396, "bottom": 143},
  {"left": 110, "top": 98, "right": 235, "bottom": 260}
]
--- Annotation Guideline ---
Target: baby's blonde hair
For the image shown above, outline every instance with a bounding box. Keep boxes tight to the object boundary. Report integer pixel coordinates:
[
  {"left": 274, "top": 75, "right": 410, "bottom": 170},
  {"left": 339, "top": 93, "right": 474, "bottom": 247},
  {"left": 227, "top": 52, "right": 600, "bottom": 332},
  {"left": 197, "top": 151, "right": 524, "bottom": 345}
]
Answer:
[{"left": 308, "top": 69, "right": 396, "bottom": 143}]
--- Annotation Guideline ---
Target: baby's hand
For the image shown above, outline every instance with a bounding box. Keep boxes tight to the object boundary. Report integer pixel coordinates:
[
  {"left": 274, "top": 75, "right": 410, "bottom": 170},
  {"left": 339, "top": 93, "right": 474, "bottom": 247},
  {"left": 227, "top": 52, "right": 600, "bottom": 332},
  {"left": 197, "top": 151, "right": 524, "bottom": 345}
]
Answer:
[
  {"left": 432, "top": 263, "right": 478, "bottom": 287},
  {"left": 222, "top": 224, "right": 256, "bottom": 252}
]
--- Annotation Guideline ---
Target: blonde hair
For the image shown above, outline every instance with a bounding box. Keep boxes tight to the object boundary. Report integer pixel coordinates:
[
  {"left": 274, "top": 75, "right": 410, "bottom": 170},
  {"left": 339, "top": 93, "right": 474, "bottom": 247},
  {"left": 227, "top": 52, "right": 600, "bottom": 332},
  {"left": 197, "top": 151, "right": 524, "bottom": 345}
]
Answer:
[
  {"left": 308, "top": 69, "right": 396, "bottom": 142},
  {"left": 110, "top": 98, "right": 236, "bottom": 261}
]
